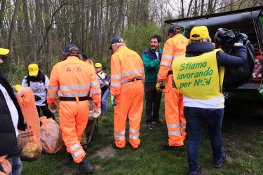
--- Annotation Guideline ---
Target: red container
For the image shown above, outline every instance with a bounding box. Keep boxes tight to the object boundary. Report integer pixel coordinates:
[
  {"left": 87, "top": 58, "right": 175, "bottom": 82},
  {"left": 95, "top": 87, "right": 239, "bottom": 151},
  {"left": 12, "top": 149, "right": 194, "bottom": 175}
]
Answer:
[{"left": 251, "top": 57, "right": 263, "bottom": 82}]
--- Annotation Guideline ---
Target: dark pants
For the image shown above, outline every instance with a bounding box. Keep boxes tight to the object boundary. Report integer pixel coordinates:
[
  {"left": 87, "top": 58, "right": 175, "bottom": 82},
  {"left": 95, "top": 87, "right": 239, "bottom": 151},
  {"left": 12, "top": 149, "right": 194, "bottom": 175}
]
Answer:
[
  {"left": 37, "top": 105, "right": 54, "bottom": 119},
  {"left": 184, "top": 107, "right": 224, "bottom": 172},
  {"left": 101, "top": 86, "right": 109, "bottom": 114},
  {"left": 144, "top": 82, "right": 162, "bottom": 124}
]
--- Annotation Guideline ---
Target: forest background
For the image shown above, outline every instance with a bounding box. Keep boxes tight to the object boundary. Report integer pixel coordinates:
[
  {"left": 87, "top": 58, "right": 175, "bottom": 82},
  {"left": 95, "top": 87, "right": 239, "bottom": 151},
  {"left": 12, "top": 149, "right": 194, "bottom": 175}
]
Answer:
[{"left": 0, "top": 0, "right": 262, "bottom": 84}]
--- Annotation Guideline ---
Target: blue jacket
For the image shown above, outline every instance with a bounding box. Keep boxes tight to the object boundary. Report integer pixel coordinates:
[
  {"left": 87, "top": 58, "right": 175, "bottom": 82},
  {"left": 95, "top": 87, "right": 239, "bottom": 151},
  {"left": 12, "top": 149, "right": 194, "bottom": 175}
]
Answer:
[
  {"left": 185, "top": 42, "right": 247, "bottom": 68},
  {"left": 142, "top": 47, "right": 162, "bottom": 82}
]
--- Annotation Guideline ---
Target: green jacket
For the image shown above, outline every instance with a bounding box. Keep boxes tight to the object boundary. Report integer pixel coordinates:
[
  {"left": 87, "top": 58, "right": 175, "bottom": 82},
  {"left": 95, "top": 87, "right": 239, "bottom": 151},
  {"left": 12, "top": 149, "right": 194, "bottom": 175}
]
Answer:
[{"left": 142, "top": 47, "right": 162, "bottom": 83}]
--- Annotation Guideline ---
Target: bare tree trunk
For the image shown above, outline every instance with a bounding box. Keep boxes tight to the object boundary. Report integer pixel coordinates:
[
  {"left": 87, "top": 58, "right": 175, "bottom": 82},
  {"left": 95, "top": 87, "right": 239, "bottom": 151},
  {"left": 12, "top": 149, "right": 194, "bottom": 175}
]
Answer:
[
  {"left": 106, "top": 0, "right": 112, "bottom": 63},
  {"left": 200, "top": 0, "right": 205, "bottom": 15},
  {"left": 86, "top": 1, "right": 91, "bottom": 54},
  {"left": 114, "top": 0, "right": 125, "bottom": 35},
  {"left": 80, "top": 0, "right": 86, "bottom": 53},
  {"left": 17, "top": 16, "right": 27, "bottom": 64},
  {"left": 186, "top": 0, "right": 193, "bottom": 17},
  {"left": 194, "top": 0, "right": 199, "bottom": 16},
  {"left": 94, "top": 1, "right": 98, "bottom": 57},
  {"left": 230, "top": 0, "right": 234, "bottom": 10},
  {"left": 207, "top": 0, "right": 217, "bottom": 14},
  {"left": 180, "top": 0, "right": 185, "bottom": 18},
  {"left": 44, "top": 0, "right": 52, "bottom": 72},
  {"left": 8, "top": 0, "right": 19, "bottom": 56},
  {"left": 22, "top": 0, "right": 34, "bottom": 62},
  {"left": 35, "top": 0, "right": 43, "bottom": 63},
  {"left": 0, "top": 0, "right": 7, "bottom": 45},
  {"left": 90, "top": 1, "right": 95, "bottom": 56},
  {"left": 141, "top": 0, "right": 149, "bottom": 23},
  {"left": 100, "top": 0, "right": 104, "bottom": 59}
]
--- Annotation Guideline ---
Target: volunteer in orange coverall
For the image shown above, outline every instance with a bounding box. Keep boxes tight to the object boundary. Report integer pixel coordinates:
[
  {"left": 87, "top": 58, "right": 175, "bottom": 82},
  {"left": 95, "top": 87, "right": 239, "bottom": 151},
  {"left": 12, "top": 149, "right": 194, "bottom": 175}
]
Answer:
[
  {"left": 82, "top": 53, "right": 94, "bottom": 66},
  {"left": 109, "top": 36, "right": 144, "bottom": 149},
  {"left": 156, "top": 24, "right": 188, "bottom": 150},
  {"left": 47, "top": 44, "right": 101, "bottom": 175}
]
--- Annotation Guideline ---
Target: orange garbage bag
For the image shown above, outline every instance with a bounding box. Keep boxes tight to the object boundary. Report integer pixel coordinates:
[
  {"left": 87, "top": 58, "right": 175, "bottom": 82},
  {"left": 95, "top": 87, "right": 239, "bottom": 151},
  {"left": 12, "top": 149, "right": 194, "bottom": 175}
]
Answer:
[
  {"left": 40, "top": 117, "right": 65, "bottom": 154},
  {"left": 0, "top": 155, "right": 11, "bottom": 175},
  {"left": 16, "top": 87, "right": 42, "bottom": 161}
]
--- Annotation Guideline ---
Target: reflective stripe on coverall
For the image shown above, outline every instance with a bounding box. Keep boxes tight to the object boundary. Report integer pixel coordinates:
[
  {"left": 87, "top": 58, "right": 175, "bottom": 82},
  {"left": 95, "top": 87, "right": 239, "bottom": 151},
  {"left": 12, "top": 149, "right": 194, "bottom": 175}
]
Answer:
[
  {"left": 157, "top": 34, "right": 188, "bottom": 146},
  {"left": 111, "top": 46, "right": 145, "bottom": 149},
  {"left": 47, "top": 56, "right": 101, "bottom": 163}
]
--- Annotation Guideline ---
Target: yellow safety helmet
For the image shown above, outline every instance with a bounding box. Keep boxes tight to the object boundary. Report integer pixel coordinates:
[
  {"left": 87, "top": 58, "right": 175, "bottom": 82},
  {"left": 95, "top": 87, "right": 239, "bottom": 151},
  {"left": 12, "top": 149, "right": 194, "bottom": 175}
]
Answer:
[
  {"left": 28, "top": 63, "right": 39, "bottom": 76},
  {"left": 0, "top": 48, "right": 9, "bottom": 55},
  {"left": 95, "top": 63, "right": 102, "bottom": 68}
]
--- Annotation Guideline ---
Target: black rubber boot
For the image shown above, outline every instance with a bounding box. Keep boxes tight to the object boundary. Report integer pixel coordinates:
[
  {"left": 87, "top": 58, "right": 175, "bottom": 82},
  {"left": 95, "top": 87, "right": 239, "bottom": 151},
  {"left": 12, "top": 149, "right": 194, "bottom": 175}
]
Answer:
[
  {"left": 162, "top": 144, "right": 183, "bottom": 151},
  {"left": 74, "top": 157, "right": 93, "bottom": 175},
  {"left": 65, "top": 152, "right": 73, "bottom": 165}
]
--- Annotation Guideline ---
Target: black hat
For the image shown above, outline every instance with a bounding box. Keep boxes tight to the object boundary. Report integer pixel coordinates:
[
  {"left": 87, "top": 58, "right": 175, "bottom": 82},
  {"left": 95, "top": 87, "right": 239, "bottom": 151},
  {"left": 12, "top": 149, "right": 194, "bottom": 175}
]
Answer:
[
  {"left": 108, "top": 36, "right": 124, "bottom": 49},
  {"left": 64, "top": 44, "right": 79, "bottom": 53},
  {"left": 168, "top": 24, "right": 182, "bottom": 34}
]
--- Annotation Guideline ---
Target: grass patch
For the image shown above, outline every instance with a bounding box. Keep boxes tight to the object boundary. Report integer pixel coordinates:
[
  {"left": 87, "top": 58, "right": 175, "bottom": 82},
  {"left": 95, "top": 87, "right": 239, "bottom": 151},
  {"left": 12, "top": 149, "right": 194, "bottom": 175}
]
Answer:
[{"left": 22, "top": 100, "right": 263, "bottom": 175}]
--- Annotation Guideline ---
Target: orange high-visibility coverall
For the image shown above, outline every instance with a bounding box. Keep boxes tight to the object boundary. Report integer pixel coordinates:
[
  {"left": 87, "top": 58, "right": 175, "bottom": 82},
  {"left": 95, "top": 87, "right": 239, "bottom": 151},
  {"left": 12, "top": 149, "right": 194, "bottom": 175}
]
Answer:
[
  {"left": 157, "top": 34, "right": 188, "bottom": 146},
  {"left": 47, "top": 56, "right": 101, "bottom": 163},
  {"left": 111, "top": 46, "right": 144, "bottom": 149}
]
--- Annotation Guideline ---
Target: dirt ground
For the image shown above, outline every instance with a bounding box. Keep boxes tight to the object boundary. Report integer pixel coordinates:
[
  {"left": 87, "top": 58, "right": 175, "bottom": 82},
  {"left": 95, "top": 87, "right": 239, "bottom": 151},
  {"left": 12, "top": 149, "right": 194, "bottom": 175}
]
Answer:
[{"left": 90, "top": 145, "right": 117, "bottom": 159}]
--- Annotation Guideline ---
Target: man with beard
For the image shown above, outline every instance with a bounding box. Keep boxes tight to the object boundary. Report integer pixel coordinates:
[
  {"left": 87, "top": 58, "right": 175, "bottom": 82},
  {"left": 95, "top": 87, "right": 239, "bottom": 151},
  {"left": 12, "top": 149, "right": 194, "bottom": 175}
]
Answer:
[{"left": 142, "top": 35, "right": 164, "bottom": 130}]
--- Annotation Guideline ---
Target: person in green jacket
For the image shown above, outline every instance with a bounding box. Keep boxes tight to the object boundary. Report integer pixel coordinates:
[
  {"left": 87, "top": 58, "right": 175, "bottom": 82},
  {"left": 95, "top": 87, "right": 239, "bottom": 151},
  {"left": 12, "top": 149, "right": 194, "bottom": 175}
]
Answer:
[{"left": 142, "top": 35, "right": 164, "bottom": 130}]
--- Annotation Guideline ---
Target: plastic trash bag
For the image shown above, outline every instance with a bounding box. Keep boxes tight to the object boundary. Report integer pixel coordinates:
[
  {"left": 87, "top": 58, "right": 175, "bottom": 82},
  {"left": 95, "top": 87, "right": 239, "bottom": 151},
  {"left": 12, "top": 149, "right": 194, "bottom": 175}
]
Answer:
[
  {"left": 16, "top": 87, "right": 42, "bottom": 161},
  {"left": 214, "top": 28, "right": 254, "bottom": 88},
  {"left": 0, "top": 155, "right": 11, "bottom": 175},
  {"left": 40, "top": 117, "right": 65, "bottom": 154}
]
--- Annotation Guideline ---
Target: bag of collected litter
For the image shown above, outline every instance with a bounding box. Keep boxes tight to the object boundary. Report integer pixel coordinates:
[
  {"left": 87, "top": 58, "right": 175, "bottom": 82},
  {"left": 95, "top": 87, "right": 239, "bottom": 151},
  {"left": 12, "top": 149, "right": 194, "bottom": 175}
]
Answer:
[
  {"left": 0, "top": 155, "right": 11, "bottom": 175},
  {"left": 214, "top": 28, "right": 254, "bottom": 88},
  {"left": 40, "top": 117, "right": 65, "bottom": 154},
  {"left": 16, "top": 87, "right": 42, "bottom": 161}
]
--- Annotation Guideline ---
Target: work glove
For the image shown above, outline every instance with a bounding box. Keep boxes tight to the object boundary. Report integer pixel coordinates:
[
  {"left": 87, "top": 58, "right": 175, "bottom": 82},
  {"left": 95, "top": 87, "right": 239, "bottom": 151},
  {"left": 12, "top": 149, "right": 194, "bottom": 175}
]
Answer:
[
  {"left": 105, "top": 81, "right": 109, "bottom": 86},
  {"left": 110, "top": 96, "right": 115, "bottom": 105},
  {"left": 93, "top": 108, "right": 101, "bottom": 118},
  {"left": 48, "top": 102, "right": 57, "bottom": 113},
  {"left": 234, "top": 33, "right": 248, "bottom": 46},
  {"left": 155, "top": 81, "right": 163, "bottom": 93}
]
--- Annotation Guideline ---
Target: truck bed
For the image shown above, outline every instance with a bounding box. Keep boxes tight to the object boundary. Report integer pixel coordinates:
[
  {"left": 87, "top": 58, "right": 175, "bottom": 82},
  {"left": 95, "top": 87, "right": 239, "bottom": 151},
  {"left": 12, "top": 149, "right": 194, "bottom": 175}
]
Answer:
[{"left": 224, "top": 81, "right": 261, "bottom": 92}]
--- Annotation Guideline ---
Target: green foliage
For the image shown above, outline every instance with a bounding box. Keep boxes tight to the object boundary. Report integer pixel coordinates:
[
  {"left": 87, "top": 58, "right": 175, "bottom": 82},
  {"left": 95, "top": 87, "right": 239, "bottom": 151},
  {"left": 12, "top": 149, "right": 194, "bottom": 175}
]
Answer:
[
  {"left": 6, "top": 64, "right": 27, "bottom": 85},
  {"left": 100, "top": 59, "right": 111, "bottom": 74},
  {"left": 5, "top": 2, "right": 14, "bottom": 20},
  {"left": 0, "top": 56, "right": 27, "bottom": 85},
  {"left": 121, "top": 22, "right": 160, "bottom": 54}
]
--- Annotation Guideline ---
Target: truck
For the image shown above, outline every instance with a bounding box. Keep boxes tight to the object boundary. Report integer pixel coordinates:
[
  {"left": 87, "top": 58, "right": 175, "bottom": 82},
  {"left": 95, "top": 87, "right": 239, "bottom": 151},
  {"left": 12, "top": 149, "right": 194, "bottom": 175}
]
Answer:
[{"left": 164, "top": 6, "right": 263, "bottom": 116}]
